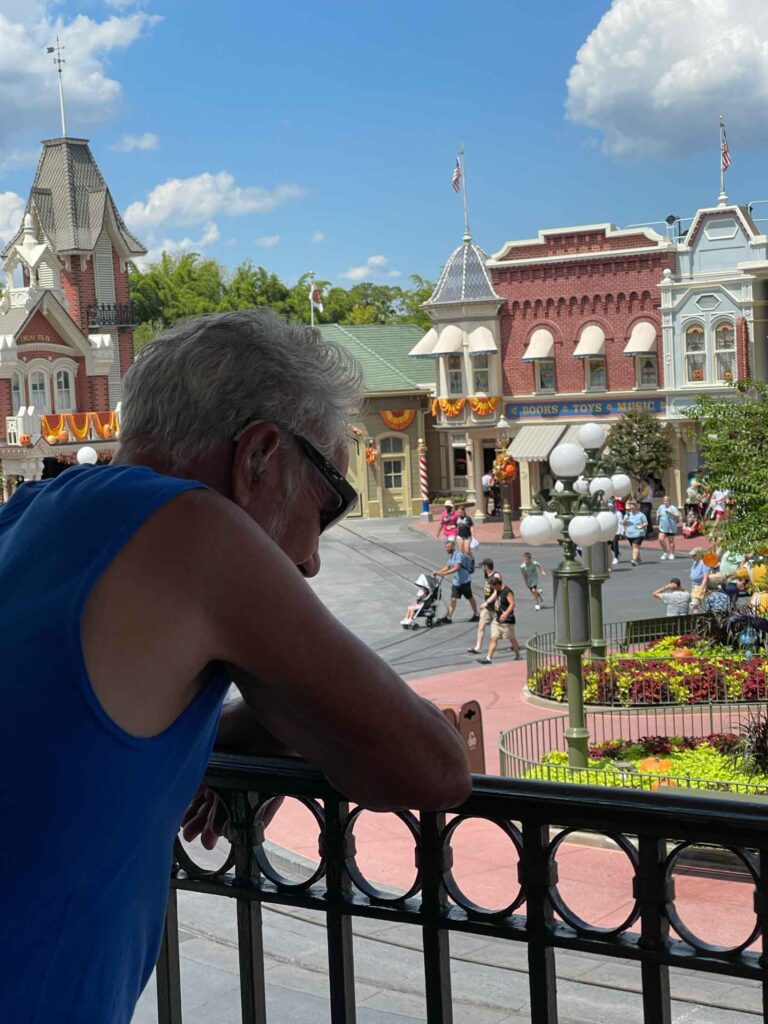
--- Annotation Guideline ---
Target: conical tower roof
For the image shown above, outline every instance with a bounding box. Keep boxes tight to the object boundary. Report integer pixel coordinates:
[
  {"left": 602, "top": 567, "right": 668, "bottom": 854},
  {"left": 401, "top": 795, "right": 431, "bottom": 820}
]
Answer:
[
  {"left": 425, "top": 234, "right": 500, "bottom": 306},
  {"left": 2, "top": 137, "right": 146, "bottom": 258}
]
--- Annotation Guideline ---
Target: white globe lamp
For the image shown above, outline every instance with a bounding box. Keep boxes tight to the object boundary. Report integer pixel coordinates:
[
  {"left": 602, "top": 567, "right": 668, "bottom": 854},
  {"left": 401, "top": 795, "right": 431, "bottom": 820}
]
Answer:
[
  {"left": 596, "top": 509, "right": 618, "bottom": 542},
  {"left": 577, "top": 422, "right": 607, "bottom": 451},
  {"left": 568, "top": 515, "right": 602, "bottom": 548},
  {"left": 589, "top": 476, "right": 614, "bottom": 499},
  {"left": 77, "top": 446, "right": 98, "bottom": 466},
  {"left": 574, "top": 475, "right": 589, "bottom": 495},
  {"left": 553, "top": 480, "right": 564, "bottom": 493},
  {"left": 549, "top": 442, "right": 587, "bottom": 480},
  {"left": 543, "top": 510, "right": 563, "bottom": 538},
  {"left": 611, "top": 473, "right": 632, "bottom": 498},
  {"left": 520, "top": 514, "right": 554, "bottom": 546}
]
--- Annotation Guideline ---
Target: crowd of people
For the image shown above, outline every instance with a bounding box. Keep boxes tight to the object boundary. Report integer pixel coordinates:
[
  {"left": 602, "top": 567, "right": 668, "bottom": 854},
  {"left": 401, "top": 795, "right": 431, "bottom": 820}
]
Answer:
[{"left": 651, "top": 549, "right": 768, "bottom": 617}]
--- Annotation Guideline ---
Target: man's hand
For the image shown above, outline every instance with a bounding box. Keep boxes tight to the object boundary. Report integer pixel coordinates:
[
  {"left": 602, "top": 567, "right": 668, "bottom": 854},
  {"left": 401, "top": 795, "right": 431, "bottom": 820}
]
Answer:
[{"left": 182, "top": 786, "right": 229, "bottom": 850}]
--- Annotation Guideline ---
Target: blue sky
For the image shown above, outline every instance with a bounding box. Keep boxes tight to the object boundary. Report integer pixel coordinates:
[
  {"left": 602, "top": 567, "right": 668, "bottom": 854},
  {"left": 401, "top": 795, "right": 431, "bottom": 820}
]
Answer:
[{"left": 2, "top": 0, "right": 768, "bottom": 286}]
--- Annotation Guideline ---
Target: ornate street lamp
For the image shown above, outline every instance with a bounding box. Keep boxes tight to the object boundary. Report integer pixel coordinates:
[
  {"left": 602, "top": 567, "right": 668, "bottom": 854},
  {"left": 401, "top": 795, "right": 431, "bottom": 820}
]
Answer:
[{"left": 495, "top": 415, "right": 514, "bottom": 540}]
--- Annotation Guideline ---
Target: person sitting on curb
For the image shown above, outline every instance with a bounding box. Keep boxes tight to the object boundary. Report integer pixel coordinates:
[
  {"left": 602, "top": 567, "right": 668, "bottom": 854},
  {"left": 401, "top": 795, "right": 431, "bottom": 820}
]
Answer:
[
  {"left": 467, "top": 557, "right": 495, "bottom": 653},
  {"left": 477, "top": 573, "right": 521, "bottom": 664},
  {"left": 652, "top": 577, "right": 691, "bottom": 617},
  {"left": 435, "top": 539, "right": 479, "bottom": 623}
]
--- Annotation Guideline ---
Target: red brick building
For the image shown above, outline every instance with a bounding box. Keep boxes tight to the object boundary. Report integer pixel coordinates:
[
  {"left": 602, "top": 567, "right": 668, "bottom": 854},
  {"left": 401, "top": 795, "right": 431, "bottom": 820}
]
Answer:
[{"left": 0, "top": 136, "right": 145, "bottom": 494}]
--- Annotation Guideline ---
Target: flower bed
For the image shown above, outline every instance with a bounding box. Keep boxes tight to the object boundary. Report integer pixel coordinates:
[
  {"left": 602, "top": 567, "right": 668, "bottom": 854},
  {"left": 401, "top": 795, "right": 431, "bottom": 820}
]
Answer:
[
  {"left": 527, "top": 733, "right": 768, "bottom": 793},
  {"left": 530, "top": 634, "right": 768, "bottom": 706}
]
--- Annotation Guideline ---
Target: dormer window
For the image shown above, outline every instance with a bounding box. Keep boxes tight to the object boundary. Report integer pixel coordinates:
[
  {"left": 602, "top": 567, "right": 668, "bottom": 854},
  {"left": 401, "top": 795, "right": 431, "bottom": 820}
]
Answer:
[
  {"left": 446, "top": 355, "right": 464, "bottom": 396},
  {"left": 472, "top": 355, "right": 490, "bottom": 393},
  {"left": 29, "top": 371, "right": 50, "bottom": 414},
  {"left": 55, "top": 370, "right": 74, "bottom": 412},
  {"left": 11, "top": 373, "right": 24, "bottom": 415}
]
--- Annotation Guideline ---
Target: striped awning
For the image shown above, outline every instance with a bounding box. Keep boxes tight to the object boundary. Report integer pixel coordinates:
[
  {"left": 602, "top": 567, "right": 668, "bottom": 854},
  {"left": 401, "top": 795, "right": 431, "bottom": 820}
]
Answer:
[
  {"left": 408, "top": 327, "right": 438, "bottom": 358},
  {"left": 623, "top": 320, "right": 657, "bottom": 355},
  {"left": 523, "top": 328, "right": 555, "bottom": 361},
  {"left": 573, "top": 324, "right": 606, "bottom": 358},
  {"left": 507, "top": 424, "right": 567, "bottom": 462}
]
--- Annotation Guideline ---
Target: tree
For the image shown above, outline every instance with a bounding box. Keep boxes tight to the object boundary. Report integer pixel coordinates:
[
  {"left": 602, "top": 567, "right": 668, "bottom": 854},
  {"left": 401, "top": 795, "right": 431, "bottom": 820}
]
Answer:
[
  {"left": 605, "top": 410, "right": 674, "bottom": 483},
  {"left": 690, "top": 380, "right": 768, "bottom": 552}
]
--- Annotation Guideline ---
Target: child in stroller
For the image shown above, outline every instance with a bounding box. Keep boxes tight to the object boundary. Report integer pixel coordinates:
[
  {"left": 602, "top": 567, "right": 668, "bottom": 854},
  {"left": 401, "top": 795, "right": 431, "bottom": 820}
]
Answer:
[
  {"left": 681, "top": 511, "right": 702, "bottom": 539},
  {"left": 401, "top": 573, "right": 442, "bottom": 629}
]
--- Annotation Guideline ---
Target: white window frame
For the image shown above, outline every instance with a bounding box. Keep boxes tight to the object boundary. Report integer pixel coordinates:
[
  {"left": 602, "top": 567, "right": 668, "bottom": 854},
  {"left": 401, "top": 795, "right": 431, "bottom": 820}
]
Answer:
[
  {"left": 535, "top": 359, "right": 556, "bottom": 393},
  {"left": 635, "top": 354, "right": 658, "bottom": 390},
  {"left": 54, "top": 368, "right": 74, "bottom": 412},
  {"left": 379, "top": 435, "right": 405, "bottom": 455},
  {"left": 382, "top": 457, "right": 405, "bottom": 490},
  {"left": 446, "top": 354, "right": 464, "bottom": 397},
  {"left": 28, "top": 369, "right": 51, "bottom": 414},
  {"left": 585, "top": 356, "right": 606, "bottom": 392},
  {"left": 713, "top": 321, "right": 737, "bottom": 382},
  {"left": 10, "top": 372, "right": 24, "bottom": 415},
  {"left": 471, "top": 354, "right": 490, "bottom": 394},
  {"left": 684, "top": 324, "right": 707, "bottom": 385}
]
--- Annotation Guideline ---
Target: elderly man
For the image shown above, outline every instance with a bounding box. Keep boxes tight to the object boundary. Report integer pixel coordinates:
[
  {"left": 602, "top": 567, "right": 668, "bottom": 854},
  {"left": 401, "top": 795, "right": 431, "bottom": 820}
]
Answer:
[{"left": 0, "top": 310, "right": 470, "bottom": 1024}]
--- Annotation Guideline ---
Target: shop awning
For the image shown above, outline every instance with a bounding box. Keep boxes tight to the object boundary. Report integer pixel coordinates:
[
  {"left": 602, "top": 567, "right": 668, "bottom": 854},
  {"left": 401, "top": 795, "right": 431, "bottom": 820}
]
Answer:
[
  {"left": 408, "top": 327, "right": 438, "bottom": 358},
  {"left": 432, "top": 324, "right": 464, "bottom": 355},
  {"left": 559, "top": 423, "right": 586, "bottom": 446},
  {"left": 573, "top": 324, "right": 606, "bottom": 358},
  {"left": 522, "top": 328, "right": 555, "bottom": 361},
  {"left": 623, "top": 320, "right": 657, "bottom": 355},
  {"left": 507, "top": 423, "right": 567, "bottom": 462},
  {"left": 467, "top": 325, "right": 497, "bottom": 354}
]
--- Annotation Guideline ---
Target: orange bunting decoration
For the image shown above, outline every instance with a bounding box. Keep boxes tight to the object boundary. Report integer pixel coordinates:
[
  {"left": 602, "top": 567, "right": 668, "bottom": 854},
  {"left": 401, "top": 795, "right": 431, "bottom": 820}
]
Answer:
[
  {"left": 379, "top": 409, "right": 416, "bottom": 431},
  {"left": 430, "top": 399, "right": 439, "bottom": 417},
  {"left": 437, "top": 398, "right": 466, "bottom": 418},
  {"left": 40, "top": 414, "right": 65, "bottom": 436},
  {"left": 468, "top": 396, "right": 499, "bottom": 417}
]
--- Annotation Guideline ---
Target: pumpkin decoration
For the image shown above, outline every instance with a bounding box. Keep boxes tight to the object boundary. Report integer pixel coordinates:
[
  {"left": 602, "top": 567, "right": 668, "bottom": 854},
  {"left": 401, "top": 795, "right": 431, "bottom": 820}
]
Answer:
[
  {"left": 365, "top": 445, "right": 378, "bottom": 466},
  {"left": 57, "top": 430, "right": 68, "bottom": 443},
  {"left": 102, "top": 425, "right": 114, "bottom": 439},
  {"left": 492, "top": 452, "right": 518, "bottom": 482},
  {"left": 19, "top": 433, "right": 31, "bottom": 446},
  {"left": 46, "top": 434, "right": 58, "bottom": 444},
  {"left": 692, "top": 368, "right": 704, "bottom": 381}
]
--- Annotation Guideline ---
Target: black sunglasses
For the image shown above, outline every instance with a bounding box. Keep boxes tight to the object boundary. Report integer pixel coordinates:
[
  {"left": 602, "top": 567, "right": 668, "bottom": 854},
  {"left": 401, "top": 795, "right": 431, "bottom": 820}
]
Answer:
[{"left": 233, "top": 420, "right": 358, "bottom": 533}]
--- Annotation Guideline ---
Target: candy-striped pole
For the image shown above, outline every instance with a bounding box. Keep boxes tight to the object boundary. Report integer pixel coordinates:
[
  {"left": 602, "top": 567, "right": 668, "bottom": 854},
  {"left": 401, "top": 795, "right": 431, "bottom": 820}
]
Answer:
[{"left": 418, "top": 438, "right": 431, "bottom": 519}]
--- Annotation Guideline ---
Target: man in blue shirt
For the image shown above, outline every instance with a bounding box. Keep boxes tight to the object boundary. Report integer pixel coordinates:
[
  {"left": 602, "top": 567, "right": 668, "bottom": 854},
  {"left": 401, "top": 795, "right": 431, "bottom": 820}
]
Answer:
[
  {"left": 435, "top": 540, "right": 480, "bottom": 623},
  {"left": 657, "top": 495, "right": 680, "bottom": 561}
]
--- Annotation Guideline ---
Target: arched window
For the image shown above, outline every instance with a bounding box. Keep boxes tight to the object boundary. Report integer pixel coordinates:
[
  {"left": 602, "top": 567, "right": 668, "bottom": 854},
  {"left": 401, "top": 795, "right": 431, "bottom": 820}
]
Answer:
[
  {"left": 55, "top": 369, "right": 74, "bottom": 412},
  {"left": 10, "top": 372, "right": 24, "bottom": 415},
  {"left": 28, "top": 370, "right": 50, "bottom": 413},
  {"left": 684, "top": 325, "right": 706, "bottom": 384},
  {"left": 714, "top": 322, "right": 736, "bottom": 381}
]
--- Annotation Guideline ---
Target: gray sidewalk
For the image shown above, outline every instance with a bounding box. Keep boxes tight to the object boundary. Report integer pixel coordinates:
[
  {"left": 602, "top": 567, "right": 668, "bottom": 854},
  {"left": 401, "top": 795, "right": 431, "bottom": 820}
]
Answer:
[{"left": 132, "top": 891, "right": 761, "bottom": 1023}]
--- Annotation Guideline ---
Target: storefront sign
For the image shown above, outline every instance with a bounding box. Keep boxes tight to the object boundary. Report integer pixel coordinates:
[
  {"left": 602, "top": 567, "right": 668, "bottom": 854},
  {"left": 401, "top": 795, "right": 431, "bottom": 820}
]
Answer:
[
  {"left": 19, "top": 333, "right": 53, "bottom": 343},
  {"left": 505, "top": 397, "right": 667, "bottom": 419}
]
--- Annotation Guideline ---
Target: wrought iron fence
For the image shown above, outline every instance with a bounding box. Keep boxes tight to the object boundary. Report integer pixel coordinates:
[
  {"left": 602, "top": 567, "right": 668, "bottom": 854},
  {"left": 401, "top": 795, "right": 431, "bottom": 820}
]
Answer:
[
  {"left": 526, "top": 615, "right": 768, "bottom": 706},
  {"left": 156, "top": 755, "right": 768, "bottom": 1023},
  {"left": 500, "top": 702, "right": 768, "bottom": 793},
  {"left": 86, "top": 301, "right": 135, "bottom": 327}
]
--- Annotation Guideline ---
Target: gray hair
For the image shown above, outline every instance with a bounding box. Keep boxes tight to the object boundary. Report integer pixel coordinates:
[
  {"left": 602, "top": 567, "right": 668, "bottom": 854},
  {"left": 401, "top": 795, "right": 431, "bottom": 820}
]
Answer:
[{"left": 119, "top": 309, "right": 364, "bottom": 470}]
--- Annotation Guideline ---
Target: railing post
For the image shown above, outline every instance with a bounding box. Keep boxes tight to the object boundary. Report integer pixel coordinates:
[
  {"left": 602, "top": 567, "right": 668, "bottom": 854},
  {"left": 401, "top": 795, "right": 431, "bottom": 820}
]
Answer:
[
  {"left": 322, "top": 795, "right": 357, "bottom": 1024},
  {"left": 419, "top": 811, "right": 453, "bottom": 1023},
  {"left": 634, "top": 836, "right": 672, "bottom": 1024},
  {"left": 520, "top": 820, "right": 558, "bottom": 1023},
  {"left": 231, "top": 790, "right": 268, "bottom": 1024},
  {"left": 156, "top": 889, "right": 183, "bottom": 1024},
  {"left": 756, "top": 848, "right": 768, "bottom": 1017}
]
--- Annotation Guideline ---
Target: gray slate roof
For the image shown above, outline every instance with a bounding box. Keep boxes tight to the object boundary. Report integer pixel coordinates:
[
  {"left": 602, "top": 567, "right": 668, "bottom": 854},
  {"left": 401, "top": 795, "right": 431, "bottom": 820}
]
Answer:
[
  {"left": 426, "top": 235, "right": 500, "bottom": 305},
  {"left": 2, "top": 138, "right": 146, "bottom": 258}
]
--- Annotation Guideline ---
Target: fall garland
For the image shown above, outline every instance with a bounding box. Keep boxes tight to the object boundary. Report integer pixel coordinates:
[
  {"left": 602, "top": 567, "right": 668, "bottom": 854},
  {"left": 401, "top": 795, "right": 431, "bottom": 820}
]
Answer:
[
  {"left": 468, "top": 396, "right": 500, "bottom": 417},
  {"left": 40, "top": 411, "right": 119, "bottom": 443},
  {"left": 437, "top": 398, "right": 466, "bottom": 418},
  {"left": 365, "top": 445, "right": 378, "bottom": 465},
  {"left": 493, "top": 452, "right": 518, "bottom": 481},
  {"left": 379, "top": 409, "right": 416, "bottom": 431}
]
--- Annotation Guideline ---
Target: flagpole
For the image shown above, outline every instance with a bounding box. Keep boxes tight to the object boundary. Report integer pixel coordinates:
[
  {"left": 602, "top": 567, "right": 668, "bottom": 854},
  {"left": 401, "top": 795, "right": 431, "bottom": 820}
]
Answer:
[
  {"left": 308, "top": 272, "right": 315, "bottom": 327},
  {"left": 718, "top": 114, "right": 728, "bottom": 207},
  {"left": 459, "top": 144, "right": 470, "bottom": 238}
]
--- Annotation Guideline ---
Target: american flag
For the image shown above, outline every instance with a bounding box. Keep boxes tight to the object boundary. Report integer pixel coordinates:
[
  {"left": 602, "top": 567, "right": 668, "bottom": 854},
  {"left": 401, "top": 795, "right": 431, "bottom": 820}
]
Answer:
[
  {"left": 721, "top": 126, "right": 731, "bottom": 172},
  {"left": 309, "top": 283, "right": 323, "bottom": 313},
  {"left": 452, "top": 157, "right": 462, "bottom": 193}
]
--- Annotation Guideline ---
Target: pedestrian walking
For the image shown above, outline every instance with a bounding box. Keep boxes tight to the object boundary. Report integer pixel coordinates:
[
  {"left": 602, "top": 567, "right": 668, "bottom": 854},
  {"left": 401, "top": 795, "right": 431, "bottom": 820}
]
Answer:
[
  {"left": 435, "top": 540, "right": 479, "bottom": 623},
  {"left": 652, "top": 578, "right": 691, "bottom": 616},
  {"left": 520, "top": 551, "right": 546, "bottom": 609},
  {"left": 481, "top": 471, "right": 493, "bottom": 516},
  {"left": 610, "top": 498, "right": 623, "bottom": 565},
  {"left": 436, "top": 499, "right": 459, "bottom": 541},
  {"left": 455, "top": 503, "right": 475, "bottom": 557},
  {"left": 477, "top": 573, "right": 521, "bottom": 664},
  {"left": 689, "top": 547, "right": 711, "bottom": 609},
  {"left": 623, "top": 500, "right": 648, "bottom": 565},
  {"left": 657, "top": 495, "right": 680, "bottom": 560},
  {"left": 467, "top": 558, "right": 496, "bottom": 654},
  {"left": 637, "top": 479, "right": 654, "bottom": 536}
]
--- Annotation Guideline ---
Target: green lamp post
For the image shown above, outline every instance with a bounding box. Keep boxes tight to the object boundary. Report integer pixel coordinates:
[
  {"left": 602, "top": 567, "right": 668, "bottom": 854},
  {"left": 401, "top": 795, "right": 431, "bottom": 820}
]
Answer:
[{"left": 495, "top": 415, "right": 514, "bottom": 540}]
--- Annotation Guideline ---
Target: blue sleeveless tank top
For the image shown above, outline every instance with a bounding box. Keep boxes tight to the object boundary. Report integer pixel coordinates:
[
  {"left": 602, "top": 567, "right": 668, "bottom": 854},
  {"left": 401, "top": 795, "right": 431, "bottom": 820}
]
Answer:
[{"left": 0, "top": 465, "right": 230, "bottom": 1023}]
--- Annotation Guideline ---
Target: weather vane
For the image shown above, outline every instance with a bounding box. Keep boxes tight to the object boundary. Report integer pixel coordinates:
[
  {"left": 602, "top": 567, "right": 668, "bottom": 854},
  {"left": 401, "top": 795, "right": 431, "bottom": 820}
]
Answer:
[{"left": 46, "top": 36, "right": 67, "bottom": 137}]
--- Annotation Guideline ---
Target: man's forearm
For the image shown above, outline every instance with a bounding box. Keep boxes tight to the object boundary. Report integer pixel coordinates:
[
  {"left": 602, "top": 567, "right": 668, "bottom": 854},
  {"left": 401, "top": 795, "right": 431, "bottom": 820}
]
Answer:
[{"left": 215, "top": 697, "right": 297, "bottom": 756}]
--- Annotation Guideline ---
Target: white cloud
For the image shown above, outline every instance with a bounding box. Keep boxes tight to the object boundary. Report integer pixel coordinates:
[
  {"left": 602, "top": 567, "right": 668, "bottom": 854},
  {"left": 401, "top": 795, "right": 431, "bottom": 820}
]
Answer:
[
  {"left": 566, "top": 0, "right": 768, "bottom": 157},
  {"left": 135, "top": 222, "right": 220, "bottom": 268},
  {"left": 0, "top": 191, "right": 25, "bottom": 245},
  {"left": 125, "top": 172, "right": 306, "bottom": 230},
  {"left": 0, "top": 6, "right": 160, "bottom": 152},
  {"left": 254, "top": 235, "right": 280, "bottom": 247},
  {"left": 340, "top": 254, "right": 401, "bottom": 282},
  {"left": 310, "top": 230, "right": 325, "bottom": 243},
  {"left": 0, "top": 148, "right": 38, "bottom": 176},
  {"left": 110, "top": 131, "right": 159, "bottom": 152}
]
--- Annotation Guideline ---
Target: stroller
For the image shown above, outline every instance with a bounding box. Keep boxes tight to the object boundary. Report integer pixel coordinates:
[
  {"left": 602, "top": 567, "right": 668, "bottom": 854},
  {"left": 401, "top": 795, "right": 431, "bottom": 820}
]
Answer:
[{"left": 401, "top": 573, "right": 443, "bottom": 629}]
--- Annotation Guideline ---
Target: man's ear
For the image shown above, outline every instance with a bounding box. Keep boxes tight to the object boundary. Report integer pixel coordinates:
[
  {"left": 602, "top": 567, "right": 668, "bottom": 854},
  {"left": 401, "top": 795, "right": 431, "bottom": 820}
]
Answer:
[{"left": 231, "top": 423, "right": 282, "bottom": 507}]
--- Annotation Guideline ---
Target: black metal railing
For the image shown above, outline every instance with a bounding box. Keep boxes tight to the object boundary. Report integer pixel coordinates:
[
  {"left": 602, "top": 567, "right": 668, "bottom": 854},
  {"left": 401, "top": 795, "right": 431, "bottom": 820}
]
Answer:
[
  {"left": 156, "top": 754, "right": 768, "bottom": 1023},
  {"left": 86, "top": 302, "right": 135, "bottom": 328},
  {"left": 527, "top": 615, "right": 768, "bottom": 706},
  {"left": 500, "top": 702, "right": 768, "bottom": 793}
]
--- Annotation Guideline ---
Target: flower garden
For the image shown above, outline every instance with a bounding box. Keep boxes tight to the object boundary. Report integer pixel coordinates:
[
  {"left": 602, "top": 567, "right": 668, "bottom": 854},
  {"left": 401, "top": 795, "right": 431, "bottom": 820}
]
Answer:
[{"left": 529, "top": 634, "right": 768, "bottom": 706}]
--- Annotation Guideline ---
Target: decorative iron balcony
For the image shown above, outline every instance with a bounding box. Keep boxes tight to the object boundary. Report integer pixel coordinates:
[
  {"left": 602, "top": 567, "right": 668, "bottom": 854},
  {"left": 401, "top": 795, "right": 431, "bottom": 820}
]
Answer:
[
  {"left": 154, "top": 755, "right": 768, "bottom": 1023},
  {"left": 86, "top": 302, "right": 135, "bottom": 328}
]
